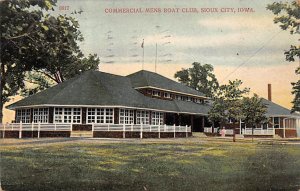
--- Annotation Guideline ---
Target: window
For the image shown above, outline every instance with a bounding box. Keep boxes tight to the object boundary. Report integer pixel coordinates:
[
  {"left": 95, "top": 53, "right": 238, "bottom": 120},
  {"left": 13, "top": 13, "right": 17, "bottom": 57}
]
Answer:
[
  {"left": 187, "top": 97, "right": 191, "bottom": 102},
  {"left": 151, "top": 112, "right": 164, "bottom": 125},
  {"left": 181, "top": 96, "right": 187, "bottom": 101},
  {"left": 54, "top": 108, "right": 81, "bottom": 124},
  {"left": 87, "top": 108, "right": 113, "bottom": 124},
  {"left": 119, "top": 109, "right": 134, "bottom": 124},
  {"left": 164, "top": 92, "right": 171, "bottom": 98},
  {"left": 153, "top": 90, "right": 161, "bottom": 97},
  {"left": 147, "top": 89, "right": 152, "bottom": 95},
  {"left": 175, "top": 95, "right": 180, "bottom": 100},
  {"left": 274, "top": 117, "right": 280, "bottom": 128},
  {"left": 33, "top": 108, "right": 49, "bottom": 123},
  {"left": 16, "top": 109, "right": 31, "bottom": 123},
  {"left": 136, "top": 110, "right": 149, "bottom": 124}
]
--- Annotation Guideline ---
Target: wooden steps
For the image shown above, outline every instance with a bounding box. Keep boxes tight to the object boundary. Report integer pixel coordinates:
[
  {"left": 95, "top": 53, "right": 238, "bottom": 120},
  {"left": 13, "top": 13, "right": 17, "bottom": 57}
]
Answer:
[{"left": 70, "top": 131, "right": 93, "bottom": 138}]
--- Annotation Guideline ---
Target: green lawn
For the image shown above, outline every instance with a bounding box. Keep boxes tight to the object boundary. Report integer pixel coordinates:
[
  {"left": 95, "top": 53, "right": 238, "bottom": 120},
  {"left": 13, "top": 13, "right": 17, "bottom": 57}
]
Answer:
[{"left": 0, "top": 138, "right": 300, "bottom": 191}]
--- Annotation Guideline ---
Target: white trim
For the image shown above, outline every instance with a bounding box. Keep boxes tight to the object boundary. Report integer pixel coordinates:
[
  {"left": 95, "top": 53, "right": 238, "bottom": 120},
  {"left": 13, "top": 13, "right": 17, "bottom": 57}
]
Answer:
[
  {"left": 134, "top": 86, "right": 208, "bottom": 99},
  {"left": 86, "top": 108, "right": 114, "bottom": 124},
  {"left": 53, "top": 107, "right": 82, "bottom": 124},
  {"left": 11, "top": 104, "right": 208, "bottom": 116}
]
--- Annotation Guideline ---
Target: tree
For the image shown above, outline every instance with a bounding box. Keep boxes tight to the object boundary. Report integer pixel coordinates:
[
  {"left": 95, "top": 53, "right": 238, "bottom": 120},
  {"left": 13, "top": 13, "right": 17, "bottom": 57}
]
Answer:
[
  {"left": 208, "top": 79, "right": 249, "bottom": 127},
  {"left": 0, "top": 0, "right": 100, "bottom": 123},
  {"left": 241, "top": 94, "right": 268, "bottom": 130},
  {"left": 267, "top": 1, "right": 300, "bottom": 112},
  {"left": 174, "top": 62, "right": 219, "bottom": 98},
  {"left": 291, "top": 68, "right": 300, "bottom": 112},
  {"left": 21, "top": 54, "right": 100, "bottom": 96}
]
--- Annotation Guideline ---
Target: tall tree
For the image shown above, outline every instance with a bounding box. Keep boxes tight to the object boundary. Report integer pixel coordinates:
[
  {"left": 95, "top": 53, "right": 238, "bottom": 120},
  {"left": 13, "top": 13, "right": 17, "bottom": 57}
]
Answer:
[
  {"left": 241, "top": 94, "right": 268, "bottom": 129},
  {"left": 0, "top": 0, "right": 99, "bottom": 123},
  {"left": 208, "top": 79, "right": 249, "bottom": 126},
  {"left": 174, "top": 62, "right": 219, "bottom": 98},
  {"left": 267, "top": 1, "right": 300, "bottom": 112}
]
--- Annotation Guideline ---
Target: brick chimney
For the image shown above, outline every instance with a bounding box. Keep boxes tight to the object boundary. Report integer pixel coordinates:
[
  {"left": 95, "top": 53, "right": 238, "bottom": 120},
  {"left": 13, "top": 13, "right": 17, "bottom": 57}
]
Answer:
[{"left": 268, "top": 84, "right": 272, "bottom": 101}]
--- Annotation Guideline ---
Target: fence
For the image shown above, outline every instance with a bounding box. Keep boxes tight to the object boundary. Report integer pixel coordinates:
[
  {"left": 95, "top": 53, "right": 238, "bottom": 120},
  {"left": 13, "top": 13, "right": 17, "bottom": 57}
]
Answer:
[
  {"left": 242, "top": 128, "right": 275, "bottom": 136},
  {"left": 204, "top": 127, "right": 275, "bottom": 136},
  {"left": 92, "top": 123, "right": 191, "bottom": 133},
  {"left": 0, "top": 122, "right": 191, "bottom": 139}
]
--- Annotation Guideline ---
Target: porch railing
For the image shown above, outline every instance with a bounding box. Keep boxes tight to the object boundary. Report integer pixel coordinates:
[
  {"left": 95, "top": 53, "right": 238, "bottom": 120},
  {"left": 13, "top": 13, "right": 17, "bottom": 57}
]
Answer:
[
  {"left": 0, "top": 122, "right": 191, "bottom": 138},
  {"left": 92, "top": 123, "right": 191, "bottom": 132},
  {"left": 204, "top": 127, "right": 275, "bottom": 136},
  {"left": 242, "top": 128, "right": 275, "bottom": 136}
]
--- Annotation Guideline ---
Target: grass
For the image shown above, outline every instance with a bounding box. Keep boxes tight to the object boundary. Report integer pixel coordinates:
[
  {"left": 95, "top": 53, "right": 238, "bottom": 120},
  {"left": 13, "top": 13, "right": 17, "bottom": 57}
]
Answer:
[{"left": 0, "top": 138, "right": 300, "bottom": 191}]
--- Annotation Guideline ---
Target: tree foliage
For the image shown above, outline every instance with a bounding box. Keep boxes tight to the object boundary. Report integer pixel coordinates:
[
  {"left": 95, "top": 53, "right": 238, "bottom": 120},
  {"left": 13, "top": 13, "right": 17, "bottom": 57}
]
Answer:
[
  {"left": 174, "top": 62, "right": 219, "bottom": 98},
  {"left": 241, "top": 94, "right": 268, "bottom": 128},
  {"left": 291, "top": 68, "right": 300, "bottom": 112},
  {"left": 208, "top": 79, "right": 249, "bottom": 125},
  {"left": 0, "top": 0, "right": 99, "bottom": 122},
  {"left": 267, "top": 1, "right": 300, "bottom": 112}
]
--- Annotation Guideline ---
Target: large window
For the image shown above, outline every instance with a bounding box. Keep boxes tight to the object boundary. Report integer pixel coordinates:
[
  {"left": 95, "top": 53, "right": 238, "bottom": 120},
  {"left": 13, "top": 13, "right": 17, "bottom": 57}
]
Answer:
[
  {"left": 33, "top": 108, "right": 49, "bottom": 123},
  {"left": 54, "top": 108, "right": 81, "bottom": 124},
  {"left": 16, "top": 109, "right": 31, "bottom": 123},
  {"left": 87, "top": 108, "right": 113, "bottom": 124},
  {"left": 119, "top": 109, "right": 134, "bottom": 124},
  {"left": 151, "top": 112, "right": 164, "bottom": 125},
  {"left": 136, "top": 110, "right": 149, "bottom": 124}
]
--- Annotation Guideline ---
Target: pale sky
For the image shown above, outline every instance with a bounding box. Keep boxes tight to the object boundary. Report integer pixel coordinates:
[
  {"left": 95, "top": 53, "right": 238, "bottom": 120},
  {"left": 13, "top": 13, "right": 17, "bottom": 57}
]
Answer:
[{"left": 3, "top": 0, "right": 299, "bottom": 123}]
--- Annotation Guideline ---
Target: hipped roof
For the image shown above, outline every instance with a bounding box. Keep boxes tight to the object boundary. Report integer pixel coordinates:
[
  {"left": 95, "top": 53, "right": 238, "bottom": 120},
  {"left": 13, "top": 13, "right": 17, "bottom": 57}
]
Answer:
[
  {"left": 127, "top": 70, "right": 206, "bottom": 98},
  {"left": 7, "top": 70, "right": 210, "bottom": 115}
]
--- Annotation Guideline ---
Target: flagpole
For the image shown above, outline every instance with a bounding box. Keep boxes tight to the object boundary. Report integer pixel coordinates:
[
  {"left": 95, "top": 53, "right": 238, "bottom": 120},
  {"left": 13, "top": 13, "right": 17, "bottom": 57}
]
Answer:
[
  {"left": 142, "top": 39, "right": 144, "bottom": 70},
  {"left": 155, "top": 43, "right": 157, "bottom": 73}
]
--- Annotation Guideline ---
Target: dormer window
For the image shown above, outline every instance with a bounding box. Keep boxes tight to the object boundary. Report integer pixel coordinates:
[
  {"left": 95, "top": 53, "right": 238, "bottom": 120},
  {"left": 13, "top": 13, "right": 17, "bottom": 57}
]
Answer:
[
  {"left": 181, "top": 96, "right": 187, "bottom": 101},
  {"left": 164, "top": 92, "right": 171, "bottom": 98},
  {"left": 153, "top": 90, "right": 161, "bottom": 97}
]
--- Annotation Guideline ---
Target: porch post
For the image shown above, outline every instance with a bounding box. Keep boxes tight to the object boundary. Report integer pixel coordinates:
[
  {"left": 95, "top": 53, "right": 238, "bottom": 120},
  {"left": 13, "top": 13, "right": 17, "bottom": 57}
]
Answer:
[
  {"left": 19, "top": 121, "right": 22, "bottom": 139},
  {"left": 186, "top": 125, "right": 188, "bottom": 138},
  {"left": 174, "top": 124, "right": 176, "bottom": 138},
  {"left": 3, "top": 123, "right": 5, "bottom": 138},
  {"left": 38, "top": 122, "right": 41, "bottom": 139},
  {"left": 140, "top": 123, "right": 143, "bottom": 139},
  {"left": 158, "top": 124, "right": 161, "bottom": 138},
  {"left": 190, "top": 115, "right": 194, "bottom": 132},
  {"left": 123, "top": 124, "right": 125, "bottom": 139}
]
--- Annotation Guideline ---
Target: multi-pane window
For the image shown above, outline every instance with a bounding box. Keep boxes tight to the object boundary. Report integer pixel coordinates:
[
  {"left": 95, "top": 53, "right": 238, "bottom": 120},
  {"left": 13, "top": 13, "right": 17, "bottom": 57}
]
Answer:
[
  {"left": 87, "top": 108, "right": 113, "bottom": 124},
  {"left": 151, "top": 112, "right": 164, "bottom": 125},
  {"left": 33, "top": 108, "right": 49, "bottom": 123},
  {"left": 119, "top": 109, "right": 134, "bottom": 124},
  {"left": 136, "top": 110, "right": 149, "bottom": 124},
  {"left": 16, "top": 109, "right": 31, "bottom": 123},
  {"left": 54, "top": 108, "right": 81, "bottom": 123},
  {"left": 274, "top": 117, "right": 280, "bottom": 128}
]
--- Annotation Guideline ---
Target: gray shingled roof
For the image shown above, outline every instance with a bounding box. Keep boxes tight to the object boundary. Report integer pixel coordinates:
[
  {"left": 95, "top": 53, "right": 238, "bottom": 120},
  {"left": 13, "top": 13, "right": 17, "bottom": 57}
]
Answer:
[
  {"left": 7, "top": 70, "right": 210, "bottom": 115},
  {"left": 127, "top": 70, "right": 206, "bottom": 97},
  {"left": 262, "top": 98, "right": 296, "bottom": 117}
]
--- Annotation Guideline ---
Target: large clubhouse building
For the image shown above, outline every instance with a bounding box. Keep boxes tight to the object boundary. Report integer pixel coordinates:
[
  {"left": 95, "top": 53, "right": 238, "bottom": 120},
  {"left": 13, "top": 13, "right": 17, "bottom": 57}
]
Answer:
[
  {"left": 1, "top": 70, "right": 299, "bottom": 138},
  {"left": 2, "top": 70, "right": 211, "bottom": 138}
]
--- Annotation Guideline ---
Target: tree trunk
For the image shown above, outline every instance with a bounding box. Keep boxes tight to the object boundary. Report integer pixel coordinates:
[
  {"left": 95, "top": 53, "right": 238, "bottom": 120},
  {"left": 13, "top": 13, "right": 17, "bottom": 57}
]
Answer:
[{"left": 0, "top": 62, "right": 4, "bottom": 124}]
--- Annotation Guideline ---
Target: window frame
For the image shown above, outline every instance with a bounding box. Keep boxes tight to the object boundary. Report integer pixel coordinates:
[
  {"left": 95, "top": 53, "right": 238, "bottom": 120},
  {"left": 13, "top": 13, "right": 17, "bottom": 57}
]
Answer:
[
  {"left": 54, "top": 107, "right": 82, "bottom": 124},
  {"left": 86, "top": 108, "right": 114, "bottom": 124}
]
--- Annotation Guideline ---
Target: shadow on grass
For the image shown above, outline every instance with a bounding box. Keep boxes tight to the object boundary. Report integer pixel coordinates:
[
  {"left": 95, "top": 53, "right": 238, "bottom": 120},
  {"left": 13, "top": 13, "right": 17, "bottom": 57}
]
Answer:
[{"left": 241, "top": 145, "right": 300, "bottom": 191}]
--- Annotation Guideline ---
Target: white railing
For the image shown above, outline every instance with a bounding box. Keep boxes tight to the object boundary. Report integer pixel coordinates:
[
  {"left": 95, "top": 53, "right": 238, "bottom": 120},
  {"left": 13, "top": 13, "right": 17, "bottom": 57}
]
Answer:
[
  {"left": 204, "top": 127, "right": 219, "bottom": 133},
  {"left": 93, "top": 123, "right": 191, "bottom": 133},
  {"left": 242, "top": 128, "right": 275, "bottom": 136},
  {"left": 0, "top": 123, "right": 72, "bottom": 131}
]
